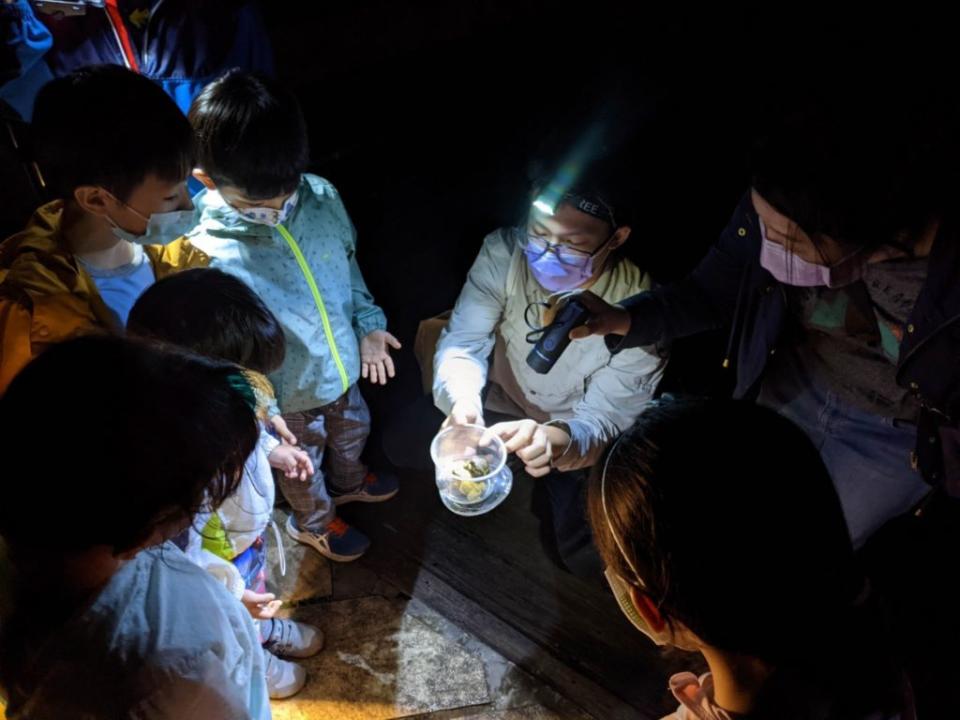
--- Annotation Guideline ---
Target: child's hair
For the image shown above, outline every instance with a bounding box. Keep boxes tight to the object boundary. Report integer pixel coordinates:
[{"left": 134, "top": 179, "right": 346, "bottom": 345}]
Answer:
[
  {"left": 127, "top": 268, "right": 286, "bottom": 375},
  {"left": 0, "top": 335, "right": 258, "bottom": 555},
  {"left": 189, "top": 69, "right": 309, "bottom": 200},
  {"left": 588, "top": 397, "right": 904, "bottom": 718},
  {"left": 31, "top": 65, "right": 195, "bottom": 202}
]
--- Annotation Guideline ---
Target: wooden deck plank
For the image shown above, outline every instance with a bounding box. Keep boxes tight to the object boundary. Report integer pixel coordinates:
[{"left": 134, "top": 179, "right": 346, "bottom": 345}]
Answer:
[{"left": 342, "top": 466, "right": 688, "bottom": 718}]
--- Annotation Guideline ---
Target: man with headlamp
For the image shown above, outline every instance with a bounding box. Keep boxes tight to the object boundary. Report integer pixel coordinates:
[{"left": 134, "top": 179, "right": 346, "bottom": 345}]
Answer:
[{"left": 432, "top": 161, "right": 666, "bottom": 575}]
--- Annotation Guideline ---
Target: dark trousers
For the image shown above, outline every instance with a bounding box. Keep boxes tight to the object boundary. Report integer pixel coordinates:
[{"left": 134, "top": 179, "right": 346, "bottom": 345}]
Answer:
[{"left": 859, "top": 491, "right": 960, "bottom": 718}]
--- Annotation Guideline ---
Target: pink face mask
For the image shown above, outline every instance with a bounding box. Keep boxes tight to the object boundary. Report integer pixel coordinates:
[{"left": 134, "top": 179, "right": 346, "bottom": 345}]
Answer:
[{"left": 758, "top": 218, "right": 863, "bottom": 288}]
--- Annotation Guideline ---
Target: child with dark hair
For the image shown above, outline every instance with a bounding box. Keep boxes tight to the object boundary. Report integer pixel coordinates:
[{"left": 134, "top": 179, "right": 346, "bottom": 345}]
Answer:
[
  {"left": 187, "top": 70, "right": 400, "bottom": 563},
  {"left": 0, "top": 65, "right": 206, "bottom": 393},
  {"left": 0, "top": 335, "right": 270, "bottom": 718},
  {"left": 588, "top": 397, "right": 911, "bottom": 720},
  {"left": 129, "top": 268, "right": 321, "bottom": 699}
]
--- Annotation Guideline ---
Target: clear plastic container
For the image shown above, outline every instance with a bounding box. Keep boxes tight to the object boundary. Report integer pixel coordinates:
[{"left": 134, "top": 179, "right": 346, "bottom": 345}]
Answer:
[{"left": 430, "top": 424, "right": 513, "bottom": 516}]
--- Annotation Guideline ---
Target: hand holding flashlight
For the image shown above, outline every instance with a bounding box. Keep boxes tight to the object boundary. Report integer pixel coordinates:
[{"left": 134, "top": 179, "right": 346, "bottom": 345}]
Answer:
[{"left": 567, "top": 291, "right": 631, "bottom": 340}]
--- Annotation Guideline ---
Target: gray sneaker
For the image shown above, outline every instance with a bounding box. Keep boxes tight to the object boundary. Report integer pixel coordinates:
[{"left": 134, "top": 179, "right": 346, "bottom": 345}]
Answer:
[
  {"left": 264, "top": 651, "right": 307, "bottom": 699},
  {"left": 263, "top": 617, "right": 325, "bottom": 659},
  {"left": 285, "top": 515, "right": 370, "bottom": 562}
]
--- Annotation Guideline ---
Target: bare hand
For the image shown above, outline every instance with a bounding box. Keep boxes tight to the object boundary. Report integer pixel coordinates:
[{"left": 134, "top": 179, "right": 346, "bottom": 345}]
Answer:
[
  {"left": 442, "top": 399, "right": 485, "bottom": 429},
  {"left": 269, "top": 444, "right": 315, "bottom": 481},
  {"left": 481, "top": 419, "right": 561, "bottom": 478},
  {"left": 568, "top": 291, "right": 631, "bottom": 340},
  {"left": 360, "top": 330, "right": 402, "bottom": 386},
  {"left": 269, "top": 414, "right": 297, "bottom": 445},
  {"left": 241, "top": 589, "right": 282, "bottom": 619}
]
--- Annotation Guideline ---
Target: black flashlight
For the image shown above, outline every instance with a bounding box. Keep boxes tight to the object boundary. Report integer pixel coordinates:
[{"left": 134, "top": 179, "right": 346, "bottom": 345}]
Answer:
[{"left": 526, "top": 298, "right": 591, "bottom": 374}]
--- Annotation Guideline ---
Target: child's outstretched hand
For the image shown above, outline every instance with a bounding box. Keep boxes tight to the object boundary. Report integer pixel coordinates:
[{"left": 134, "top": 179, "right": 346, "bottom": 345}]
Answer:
[
  {"left": 269, "top": 444, "right": 314, "bottom": 481},
  {"left": 269, "top": 414, "right": 297, "bottom": 445},
  {"left": 360, "top": 329, "right": 402, "bottom": 386},
  {"left": 241, "top": 589, "right": 282, "bottom": 619}
]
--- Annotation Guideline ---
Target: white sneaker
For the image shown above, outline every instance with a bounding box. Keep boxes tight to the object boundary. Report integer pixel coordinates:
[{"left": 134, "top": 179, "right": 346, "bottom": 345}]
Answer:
[
  {"left": 264, "top": 651, "right": 307, "bottom": 699},
  {"left": 263, "top": 617, "right": 325, "bottom": 659}
]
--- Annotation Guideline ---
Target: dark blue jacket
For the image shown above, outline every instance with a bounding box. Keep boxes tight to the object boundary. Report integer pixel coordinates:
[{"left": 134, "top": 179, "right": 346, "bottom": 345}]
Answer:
[
  {"left": 0, "top": 0, "right": 53, "bottom": 120},
  {"left": 1, "top": 0, "right": 273, "bottom": 117},
  {"left": 614, "top": 191, "right": 960, "bottom": 496}
]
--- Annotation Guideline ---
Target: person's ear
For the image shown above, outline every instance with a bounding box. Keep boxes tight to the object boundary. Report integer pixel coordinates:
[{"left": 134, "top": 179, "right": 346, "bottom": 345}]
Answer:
[
  {"left": 629, "top": 584, "right": 667, "bottom": 633},
  {"left": 610, "top": 225, "right": 631, "bottom": 250},
  {"left": 73, "top": 185, "right": 116, "bottom": 219},
  {"left": 192, "top": 168, "right": 217, "bottom": 191}
]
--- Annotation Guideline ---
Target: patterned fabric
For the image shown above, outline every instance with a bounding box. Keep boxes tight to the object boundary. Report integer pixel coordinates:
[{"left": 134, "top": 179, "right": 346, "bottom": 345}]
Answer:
[
  {"left": 782, "top": 256, "right": 928, "bottom": 419},
  {"left": 190, "top": 174, "right": 387, "bottom": 413},
  {"left": 279, "top": 383, "right": 370, "bottom": 533},
  {"left": 242, "top": 368, "right": 279, "bottom": 421},
  {"left": 183, "top": 421, "right": 277, "bottom": 598}
]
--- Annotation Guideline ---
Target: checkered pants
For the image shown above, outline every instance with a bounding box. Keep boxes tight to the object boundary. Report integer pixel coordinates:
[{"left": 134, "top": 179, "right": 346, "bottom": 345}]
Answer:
[{"left": 278, "top": 384, "right": 370, "bottom": 533}]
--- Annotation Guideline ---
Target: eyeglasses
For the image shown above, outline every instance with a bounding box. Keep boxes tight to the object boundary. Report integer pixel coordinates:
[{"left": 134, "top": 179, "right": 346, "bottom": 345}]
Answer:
[{"left": 522, "top": 232, "right": 614, "bottom": 268}]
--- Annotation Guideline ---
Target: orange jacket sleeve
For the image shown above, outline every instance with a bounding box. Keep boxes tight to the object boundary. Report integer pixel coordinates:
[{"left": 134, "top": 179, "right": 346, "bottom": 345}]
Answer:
[
  {"left": 149, "top": 238, "right": 211, "bottom": 280},
  {"left": 0, "top": 296, "right": 37, "bottom": 395}
]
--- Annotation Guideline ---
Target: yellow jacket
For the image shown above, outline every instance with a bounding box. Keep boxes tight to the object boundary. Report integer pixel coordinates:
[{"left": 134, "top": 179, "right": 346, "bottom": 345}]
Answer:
[{"left": 0, "top": 201, "right": 209, "bottom": 393}]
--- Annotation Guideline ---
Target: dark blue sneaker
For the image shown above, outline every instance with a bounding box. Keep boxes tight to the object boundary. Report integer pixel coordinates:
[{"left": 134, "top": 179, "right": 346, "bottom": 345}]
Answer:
[
  {"left": 331, "top": 472, "right": 400, "bottom": 506},
  {"left": 285, "top": 515, "right": 370, "bottom": 562}
]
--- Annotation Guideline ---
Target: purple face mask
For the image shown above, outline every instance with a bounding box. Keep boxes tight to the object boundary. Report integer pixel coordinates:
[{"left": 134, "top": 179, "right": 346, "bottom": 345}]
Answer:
[
  {"left": 524, "top": 230, "right": 618, "bottom": 293},
  {"left": 524, "top": 246, "right": 594, "bottom": 292},
  {"left": 758, "top": 218, "right": 862, "bottom": 288}
]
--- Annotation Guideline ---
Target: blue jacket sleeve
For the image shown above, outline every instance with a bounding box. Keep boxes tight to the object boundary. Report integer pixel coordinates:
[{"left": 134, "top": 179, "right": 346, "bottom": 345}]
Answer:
[{"left": 0, "top": 0, "right": 53, "bottom": 121}]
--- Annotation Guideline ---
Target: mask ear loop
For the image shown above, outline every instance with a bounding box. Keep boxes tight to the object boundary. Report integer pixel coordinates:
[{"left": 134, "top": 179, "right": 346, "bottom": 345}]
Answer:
[
  {"left": 600, "top": 432, "right": 647, "bottom": 588},
  {"left": 101, "top": 188, "right": 150, "bottom": 235},
  {"left": 600, "top": 427, "right": 672, "bottom": 639},
  {"left": 100, "top": 189, "right": 150, "bottom": 223}
]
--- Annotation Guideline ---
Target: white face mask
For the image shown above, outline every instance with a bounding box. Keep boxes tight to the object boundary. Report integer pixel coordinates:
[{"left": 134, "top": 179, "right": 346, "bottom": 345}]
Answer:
[
  {"left": 105, "top": 194, "right": 196, "bottom": 245},
  {"left": 234, "top": 190, "right": 300, "bottom": 227}
]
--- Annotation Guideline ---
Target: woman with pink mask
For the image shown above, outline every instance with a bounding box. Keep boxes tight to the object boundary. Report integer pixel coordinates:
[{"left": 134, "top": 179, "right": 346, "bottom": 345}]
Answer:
[
  {"left": 571, "top": 82, "right": 960, "bottom": 716},
  {"left": 572, "top": 85, "right": 958, "bottom": 551}
]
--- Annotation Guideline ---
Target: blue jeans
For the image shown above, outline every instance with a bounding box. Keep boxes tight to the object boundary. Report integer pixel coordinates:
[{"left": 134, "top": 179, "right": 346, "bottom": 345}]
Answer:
[{"left": 759, "top": 359, "right": 932, "bottom": 549}]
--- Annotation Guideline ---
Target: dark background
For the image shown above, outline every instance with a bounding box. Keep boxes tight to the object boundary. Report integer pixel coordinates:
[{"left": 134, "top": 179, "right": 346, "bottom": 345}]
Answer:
[
  {"left": 257, "top": 3, "right": 951, "bottom": 424},
  {"left": 2, "top": 3, "right": 951, "bottom": 419}
]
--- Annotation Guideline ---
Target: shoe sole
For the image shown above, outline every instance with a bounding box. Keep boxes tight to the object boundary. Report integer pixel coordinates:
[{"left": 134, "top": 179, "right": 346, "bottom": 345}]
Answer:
[
  {"left": 284, "top": 520, "right": 368, "bottom": 562},
  {"left": 268, "top": 679, "right": 307, "bottom": 700},
  {"left": 266, "top": 656, "right": 308, "bottom": 699},
  {"left": 268, "top": 676, "right": 308, "bottom": 700},
  {"left": 331, "top": 487, "right": 399, "bottom": 506}
]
